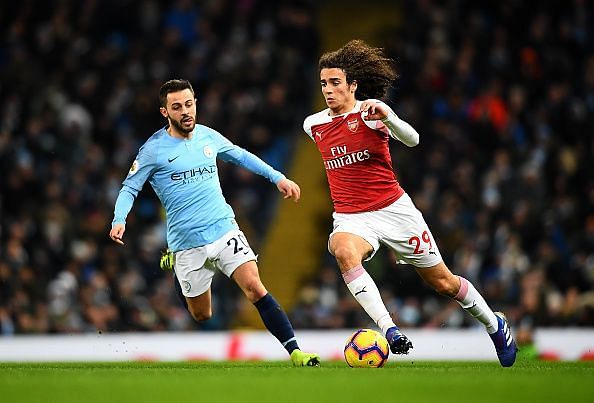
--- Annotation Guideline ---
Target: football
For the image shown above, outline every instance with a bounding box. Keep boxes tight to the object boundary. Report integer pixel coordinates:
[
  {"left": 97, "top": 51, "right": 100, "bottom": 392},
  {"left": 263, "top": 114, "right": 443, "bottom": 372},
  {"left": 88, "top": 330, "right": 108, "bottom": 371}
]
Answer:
[{"left": 344, "top": 328, "right": 390, "bottom": 368}]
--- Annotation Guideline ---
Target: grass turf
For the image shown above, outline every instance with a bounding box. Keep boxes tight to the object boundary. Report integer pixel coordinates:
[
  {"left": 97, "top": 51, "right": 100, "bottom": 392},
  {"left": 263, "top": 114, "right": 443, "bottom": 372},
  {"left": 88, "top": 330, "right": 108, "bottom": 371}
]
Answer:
[{"left": 1, "top": 360, "right": 593, "bottom": 403}]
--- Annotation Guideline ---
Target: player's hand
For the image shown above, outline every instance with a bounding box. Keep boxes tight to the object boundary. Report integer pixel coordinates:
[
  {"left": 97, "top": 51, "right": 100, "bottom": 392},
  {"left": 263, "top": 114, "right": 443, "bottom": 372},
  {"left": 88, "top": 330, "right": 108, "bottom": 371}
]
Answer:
[
  {"left": 360, "top": 100, "right": 389, "bottom": 121},
  {"left": 160, "top": 249, "right": 174, "bottom": 271},
  {"left": 109, "top": 223, "right": 126, "bottom": 245},
  {"left": 277, "top": 178, "right": 301, "bottom": 202}
]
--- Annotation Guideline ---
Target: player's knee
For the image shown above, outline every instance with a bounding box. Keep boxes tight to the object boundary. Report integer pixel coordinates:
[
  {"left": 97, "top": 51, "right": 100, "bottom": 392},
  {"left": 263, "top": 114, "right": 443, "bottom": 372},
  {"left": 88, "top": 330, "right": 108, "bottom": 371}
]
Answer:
[
  {"left": 188, "top": 307, "right": 212, "bottom": 322},
  {"left": 432, "top": 277, "right": 458, "bottom": 297},
  {"left": 332, "top": 245, "right": 359, "bottom": 266}
]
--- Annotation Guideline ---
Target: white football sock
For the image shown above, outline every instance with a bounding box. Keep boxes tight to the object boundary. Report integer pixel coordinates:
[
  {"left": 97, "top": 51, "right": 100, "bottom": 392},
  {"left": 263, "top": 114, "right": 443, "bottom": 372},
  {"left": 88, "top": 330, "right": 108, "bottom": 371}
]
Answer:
[
  {"left": 343, "top": 264, "right": 396, "bottom": 334},
  {"left": 454, "top": 276, "right": 498, "bottom": 333}
]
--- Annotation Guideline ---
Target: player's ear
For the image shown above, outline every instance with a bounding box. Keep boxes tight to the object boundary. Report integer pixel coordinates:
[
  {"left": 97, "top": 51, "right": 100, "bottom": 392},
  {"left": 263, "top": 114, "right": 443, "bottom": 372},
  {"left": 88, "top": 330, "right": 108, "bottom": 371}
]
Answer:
[
  {"left": 350, "top": 80, "right": 357, "bottom": 93},
  {"left": 159, "top": 107, "right": 168, "bottom": 118}
]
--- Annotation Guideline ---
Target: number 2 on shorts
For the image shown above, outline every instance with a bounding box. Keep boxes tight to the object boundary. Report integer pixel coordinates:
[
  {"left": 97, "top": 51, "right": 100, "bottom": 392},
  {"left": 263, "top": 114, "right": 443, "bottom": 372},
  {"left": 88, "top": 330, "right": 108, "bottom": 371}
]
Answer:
[
  {"left": 227, "top": 234, "right": 250, "bottom": 255},
  {"left": 408, "top": 230, "right": 432, "bottom": 254}
]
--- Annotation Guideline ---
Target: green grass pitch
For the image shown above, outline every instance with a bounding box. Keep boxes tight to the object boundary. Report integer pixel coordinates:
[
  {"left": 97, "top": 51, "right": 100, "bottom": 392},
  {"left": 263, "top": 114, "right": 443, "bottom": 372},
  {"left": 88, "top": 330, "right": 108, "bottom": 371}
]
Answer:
[{"left": 1, "top": 360, "right": 593, "bottom": 403}]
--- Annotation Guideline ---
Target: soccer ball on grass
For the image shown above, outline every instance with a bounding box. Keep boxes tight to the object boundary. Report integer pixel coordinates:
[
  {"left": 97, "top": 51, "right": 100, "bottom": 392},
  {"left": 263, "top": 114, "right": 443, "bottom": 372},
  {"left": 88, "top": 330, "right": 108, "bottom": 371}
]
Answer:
[{"left": 344, "top": 328, "right": 390, "bottom": 368}]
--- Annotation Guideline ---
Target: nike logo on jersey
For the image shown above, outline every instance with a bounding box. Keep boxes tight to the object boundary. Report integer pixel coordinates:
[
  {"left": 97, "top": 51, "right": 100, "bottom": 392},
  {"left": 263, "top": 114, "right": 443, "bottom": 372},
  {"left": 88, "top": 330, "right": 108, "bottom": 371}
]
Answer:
[
  {"left": 168, "top": 155, "right": 181, "bottom": 163},
  {"left": 354, "top": 286, "right": 367, "bottom": 296}
]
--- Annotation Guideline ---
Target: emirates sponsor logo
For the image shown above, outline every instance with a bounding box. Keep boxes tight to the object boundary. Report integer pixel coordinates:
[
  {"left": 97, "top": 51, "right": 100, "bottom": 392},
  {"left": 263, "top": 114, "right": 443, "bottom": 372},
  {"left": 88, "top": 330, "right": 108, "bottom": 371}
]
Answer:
[
  {"left": 324, "top": 149, "right": 370, "bottom": 170},
  {"left": 347, "top": 118, "right": 359, "bottom": 132}
]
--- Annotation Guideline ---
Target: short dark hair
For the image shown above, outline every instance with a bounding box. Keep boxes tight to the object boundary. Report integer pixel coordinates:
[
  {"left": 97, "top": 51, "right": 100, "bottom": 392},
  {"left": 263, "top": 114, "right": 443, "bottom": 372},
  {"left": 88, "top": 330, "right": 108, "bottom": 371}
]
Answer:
[
  {"left": 159, "top": 79, "right": 195, "bottom": 107},
  {"left": 319, "top": 40, "right": 397, "bottom": 100}
]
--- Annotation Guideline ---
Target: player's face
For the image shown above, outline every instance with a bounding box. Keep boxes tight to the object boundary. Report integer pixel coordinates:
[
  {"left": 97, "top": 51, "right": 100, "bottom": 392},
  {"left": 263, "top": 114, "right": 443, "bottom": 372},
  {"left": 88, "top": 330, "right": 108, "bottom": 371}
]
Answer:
[
  {"left": 161, "top": 89, "right": 197, "bottom": 137},
  {"left": 320, "top": 68, "right": 357, "bottom": 115}
]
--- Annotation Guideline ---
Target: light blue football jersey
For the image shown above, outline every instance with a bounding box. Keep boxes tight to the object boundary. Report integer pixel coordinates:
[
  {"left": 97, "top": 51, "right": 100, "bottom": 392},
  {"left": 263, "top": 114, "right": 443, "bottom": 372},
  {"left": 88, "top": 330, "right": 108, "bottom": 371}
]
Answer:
[{"left": 112, "top": 124, "right": 285, "bottom": 252}]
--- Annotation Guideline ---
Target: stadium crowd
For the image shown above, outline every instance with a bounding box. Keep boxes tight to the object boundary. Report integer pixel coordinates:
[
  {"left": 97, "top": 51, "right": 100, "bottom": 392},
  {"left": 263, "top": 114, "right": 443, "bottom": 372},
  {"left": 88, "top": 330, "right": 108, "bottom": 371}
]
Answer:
[
  {"left": 289, "top": 1, "right": 594, "bottom": 338},
  {"left": 0, "top": 0, "right": 317, "bottom": 333},
  {"left": 0, "top": 0, "right": 592, "bottom": 337}
]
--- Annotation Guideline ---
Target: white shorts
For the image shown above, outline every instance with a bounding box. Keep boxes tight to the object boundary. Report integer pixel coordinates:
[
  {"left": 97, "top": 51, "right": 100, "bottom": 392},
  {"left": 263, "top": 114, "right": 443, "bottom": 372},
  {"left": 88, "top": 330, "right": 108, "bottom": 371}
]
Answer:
[
  {"left": 329, "top": 193, "right": 442, "bottom": 268},
  {"left": 174, "top": 229, "right": 257, "bottom": 297}
]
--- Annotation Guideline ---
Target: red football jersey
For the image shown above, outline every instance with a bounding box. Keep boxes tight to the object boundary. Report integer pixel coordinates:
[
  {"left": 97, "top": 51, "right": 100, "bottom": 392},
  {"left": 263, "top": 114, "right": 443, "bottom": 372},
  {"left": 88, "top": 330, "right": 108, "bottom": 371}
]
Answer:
[{"left": 303, "top": 101, "right": 404, "bottom": 213}]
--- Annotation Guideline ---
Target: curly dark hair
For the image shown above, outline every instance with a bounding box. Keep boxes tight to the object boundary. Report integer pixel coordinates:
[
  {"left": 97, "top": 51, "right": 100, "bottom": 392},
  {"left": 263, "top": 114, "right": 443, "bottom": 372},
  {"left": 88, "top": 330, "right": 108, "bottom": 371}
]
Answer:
[{"left": 319, "top": 40, "right": 397, "bottom": 100}]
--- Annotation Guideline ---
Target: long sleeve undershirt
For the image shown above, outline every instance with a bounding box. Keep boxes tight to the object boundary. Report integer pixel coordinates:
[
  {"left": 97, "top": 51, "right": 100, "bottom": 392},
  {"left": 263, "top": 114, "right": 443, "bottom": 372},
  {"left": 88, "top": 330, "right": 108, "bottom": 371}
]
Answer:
[{"left": 381, "top": 109, "right": 419, "bottom": 147}]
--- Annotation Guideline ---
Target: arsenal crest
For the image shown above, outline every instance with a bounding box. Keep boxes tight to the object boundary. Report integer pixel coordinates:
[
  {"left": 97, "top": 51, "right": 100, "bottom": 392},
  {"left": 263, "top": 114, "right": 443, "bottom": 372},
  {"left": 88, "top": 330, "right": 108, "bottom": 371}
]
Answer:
[{"left": 347, "top": 118, "right": 359, "bottom": 133}]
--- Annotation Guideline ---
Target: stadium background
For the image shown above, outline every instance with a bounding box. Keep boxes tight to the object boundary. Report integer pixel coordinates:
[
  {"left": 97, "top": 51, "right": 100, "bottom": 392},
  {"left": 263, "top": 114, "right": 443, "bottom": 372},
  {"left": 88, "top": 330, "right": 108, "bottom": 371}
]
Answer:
[{"left": 0, "top": 0, "right": 592, "bottom": 357}]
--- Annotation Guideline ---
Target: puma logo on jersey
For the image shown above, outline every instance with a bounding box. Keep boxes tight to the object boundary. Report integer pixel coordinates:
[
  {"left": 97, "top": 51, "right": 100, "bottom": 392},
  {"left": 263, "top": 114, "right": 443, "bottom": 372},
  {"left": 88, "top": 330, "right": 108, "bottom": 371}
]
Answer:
[{"left": 314, "top": 131, "right": 322, "bottom": 140}]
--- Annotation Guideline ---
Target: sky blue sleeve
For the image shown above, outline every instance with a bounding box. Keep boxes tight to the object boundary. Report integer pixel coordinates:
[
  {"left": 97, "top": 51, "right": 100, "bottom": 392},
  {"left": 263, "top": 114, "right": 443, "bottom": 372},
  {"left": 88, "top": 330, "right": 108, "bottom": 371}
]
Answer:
[
  {"left": 214, "top": 131, "right": 285, "bottom": 184},
  {"left": 112, "top": 186, "right": 137, "bottom": 226},
  {"left": 112, "top": 141, "right": 158, "bottom": 226}
]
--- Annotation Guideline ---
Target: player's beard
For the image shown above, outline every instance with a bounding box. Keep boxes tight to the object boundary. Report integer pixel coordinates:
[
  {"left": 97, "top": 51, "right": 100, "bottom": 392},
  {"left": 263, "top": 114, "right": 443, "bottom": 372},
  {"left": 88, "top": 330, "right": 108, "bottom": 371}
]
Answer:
[{"left": 170, "top": 115, "right": 196, "bottom": 136}]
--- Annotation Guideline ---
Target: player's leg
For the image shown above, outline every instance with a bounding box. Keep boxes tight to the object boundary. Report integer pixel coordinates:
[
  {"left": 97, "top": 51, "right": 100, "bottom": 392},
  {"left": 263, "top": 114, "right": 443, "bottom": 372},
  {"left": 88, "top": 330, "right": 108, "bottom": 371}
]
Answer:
[
  {"left": 416, "top": 262, "right": 518, "bottom": 366},
  {"left": 329, "top": 232, "right": 412, "bottom": 354},
  {"left": 415, "top": 262, "right": 498, "bottom": 330},
  {"left": 231, "top": 260, "right": 320, "bottom": 366},
  {"left": 185, "top": 289, "right": 213, "bottom": 322},
  {"left": 213, "top": 230, "right": 318, "bottom": 366},
  {"left": 377, "top": 194, "right": 502, "bottom": 356},
  {"left": 171, "top": 246, "right": 216, "bottom": 322},
  {"left": 330, "top": 232, "right": 394, "bottom": 332},
  {"left": 379, "top": 192, "right": 516, "bottom": 366}
]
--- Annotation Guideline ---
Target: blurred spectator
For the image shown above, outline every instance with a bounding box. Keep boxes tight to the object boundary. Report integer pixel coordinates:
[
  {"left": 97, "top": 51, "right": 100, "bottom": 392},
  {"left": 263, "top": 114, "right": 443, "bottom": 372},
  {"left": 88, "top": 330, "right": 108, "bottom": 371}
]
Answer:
[
  {"left": 291, "top": 1, "right": 593, "bottom": 331},
  {"left": 0, "top": 0, "right": 318, "bottom": 333},
  {"left": 1, "top": 0, "right": 592, "bottom": 335}
]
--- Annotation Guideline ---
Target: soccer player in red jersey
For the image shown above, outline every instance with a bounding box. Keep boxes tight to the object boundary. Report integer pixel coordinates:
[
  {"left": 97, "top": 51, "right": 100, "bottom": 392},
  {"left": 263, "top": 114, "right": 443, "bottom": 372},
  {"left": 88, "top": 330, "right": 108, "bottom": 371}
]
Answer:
[{"left": 303, "top": 40, "right": 517, "bottom": 366}]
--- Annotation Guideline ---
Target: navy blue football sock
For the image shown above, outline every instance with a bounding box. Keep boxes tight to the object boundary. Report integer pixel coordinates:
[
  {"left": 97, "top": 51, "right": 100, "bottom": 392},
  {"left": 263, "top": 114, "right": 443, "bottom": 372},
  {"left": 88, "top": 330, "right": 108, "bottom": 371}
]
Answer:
[{"left": 254, "top": 293, "right": 299, "bottom": 354}]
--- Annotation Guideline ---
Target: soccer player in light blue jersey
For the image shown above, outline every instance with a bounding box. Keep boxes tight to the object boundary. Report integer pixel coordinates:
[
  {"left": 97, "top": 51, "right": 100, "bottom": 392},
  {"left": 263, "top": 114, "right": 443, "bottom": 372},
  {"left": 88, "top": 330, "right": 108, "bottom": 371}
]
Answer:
[{"left": 109, "top": 79, "right": 319, "bottom": 367}]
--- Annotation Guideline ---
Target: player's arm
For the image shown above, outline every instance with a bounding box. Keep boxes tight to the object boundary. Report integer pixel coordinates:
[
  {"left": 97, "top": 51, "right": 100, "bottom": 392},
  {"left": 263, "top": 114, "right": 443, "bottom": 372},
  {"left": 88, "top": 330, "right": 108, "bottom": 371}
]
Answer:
[
  {"left": 109, "top": 145, "right": 156, "bottom": 245},
  {"left": 360, "top": 99, "right": 419, "bottom": 147},
  {"left": 216, "top": 133, "right": 300, "bottom": 201},
  {"left": 109, "top": 185, "right": 139, "bottom": 245}
]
